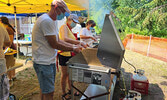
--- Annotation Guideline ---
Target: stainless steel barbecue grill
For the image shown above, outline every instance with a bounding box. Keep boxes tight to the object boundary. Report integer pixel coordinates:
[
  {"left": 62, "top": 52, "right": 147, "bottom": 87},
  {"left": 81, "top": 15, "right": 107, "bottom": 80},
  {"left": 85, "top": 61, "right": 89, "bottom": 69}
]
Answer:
[{"left": 67, "top": 14, "right": 125, "bottom": 100}]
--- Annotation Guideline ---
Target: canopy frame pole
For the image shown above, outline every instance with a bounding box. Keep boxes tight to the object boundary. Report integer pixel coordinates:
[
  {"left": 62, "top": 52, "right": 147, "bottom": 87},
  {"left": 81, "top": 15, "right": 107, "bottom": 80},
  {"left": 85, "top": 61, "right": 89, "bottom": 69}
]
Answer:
[
  {"left": 14, "top": 6, "right": 19, "bottom": 59},
  {"left": 35, "top": 13, "right": 37, "bottom": 20}
]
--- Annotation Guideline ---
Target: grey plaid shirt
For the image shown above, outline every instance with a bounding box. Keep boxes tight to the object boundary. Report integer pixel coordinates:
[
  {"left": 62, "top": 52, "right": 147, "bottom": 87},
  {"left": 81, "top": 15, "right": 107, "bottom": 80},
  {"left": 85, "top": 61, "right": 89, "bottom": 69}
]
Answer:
[{"left": 0, "top": 74, "right": 9, "bottom": 100}]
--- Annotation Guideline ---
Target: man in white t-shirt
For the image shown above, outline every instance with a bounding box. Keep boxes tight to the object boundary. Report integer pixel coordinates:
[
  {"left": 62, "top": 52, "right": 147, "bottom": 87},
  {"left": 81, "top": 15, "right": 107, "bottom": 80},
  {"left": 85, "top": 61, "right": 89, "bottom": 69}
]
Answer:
[
  {"left": 0, "top": 23, "right": 11, "bottom": 100},
  {"left": 32, "top": 0, "right": 82, "bottom": 100}
]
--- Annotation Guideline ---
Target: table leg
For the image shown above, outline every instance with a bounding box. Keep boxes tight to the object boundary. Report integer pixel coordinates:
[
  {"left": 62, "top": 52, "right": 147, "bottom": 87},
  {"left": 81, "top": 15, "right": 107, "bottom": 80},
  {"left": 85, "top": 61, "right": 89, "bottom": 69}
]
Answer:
[{"left": 71, "top": 81, "right": 74, "bottom": 100}]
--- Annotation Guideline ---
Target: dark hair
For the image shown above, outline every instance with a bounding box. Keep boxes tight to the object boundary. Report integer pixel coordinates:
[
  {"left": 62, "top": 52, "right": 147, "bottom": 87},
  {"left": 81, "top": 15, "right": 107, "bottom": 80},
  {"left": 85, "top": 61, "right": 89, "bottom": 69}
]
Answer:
[
  {"left": 0, "top": 17, "right": 15, "bottom": 32},
  {"left": 86, "top": 20, "right": 96, "bottom": 27},
  {"left": 80, "top": 23, "right": 86, "bottom": 28}
]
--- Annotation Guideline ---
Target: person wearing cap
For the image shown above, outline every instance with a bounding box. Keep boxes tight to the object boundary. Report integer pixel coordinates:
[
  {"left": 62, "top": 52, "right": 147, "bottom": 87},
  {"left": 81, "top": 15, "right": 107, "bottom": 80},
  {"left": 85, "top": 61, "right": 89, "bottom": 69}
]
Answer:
[
  {"left": 80, "top": 20, "right": 97, "bottom": 44},
  {"left": 58, "top": 14, "right": 87, "bottom": 99},
  {"left": 32, "top": 0, "right": 82, "bottom": 100}
]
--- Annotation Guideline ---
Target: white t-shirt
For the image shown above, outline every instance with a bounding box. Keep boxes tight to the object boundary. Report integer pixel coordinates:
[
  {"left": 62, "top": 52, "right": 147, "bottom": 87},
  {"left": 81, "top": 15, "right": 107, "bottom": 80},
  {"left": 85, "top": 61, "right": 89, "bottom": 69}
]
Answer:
[
  {"left": 72, "top": 24, "right": 82, "bottom": 38},
  {"left": 32, "top": 14, "right": 59, "bottom": 65},
  {"left": 0, "top": 23, "right": 10, "bottom": 58},
  {"left": 80, "top": 28, "right": 94, "bottom": 43}
]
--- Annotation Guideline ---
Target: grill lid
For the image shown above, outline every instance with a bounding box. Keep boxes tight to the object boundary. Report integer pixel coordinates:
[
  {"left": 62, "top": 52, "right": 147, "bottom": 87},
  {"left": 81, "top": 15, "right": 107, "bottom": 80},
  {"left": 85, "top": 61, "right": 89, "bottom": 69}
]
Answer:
[
  {"left": 67, "top": 14, "right": 125, "bottom": 70},
  {"left": 97, "top": 14, "right": 125, "bottom": 69}
]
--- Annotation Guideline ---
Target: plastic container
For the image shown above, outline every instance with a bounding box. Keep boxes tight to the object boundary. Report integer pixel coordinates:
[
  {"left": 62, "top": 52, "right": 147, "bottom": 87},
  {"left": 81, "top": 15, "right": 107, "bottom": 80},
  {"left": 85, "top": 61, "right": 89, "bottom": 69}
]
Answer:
[
  {"left": 131, "top": 75, "right": 149, "bottom": 94},
  {"left": 132, "top": 74, "right": 147, "bottom": 81},
  {"left": 24, "top": 34, "right": 31, "bottom": 41}
]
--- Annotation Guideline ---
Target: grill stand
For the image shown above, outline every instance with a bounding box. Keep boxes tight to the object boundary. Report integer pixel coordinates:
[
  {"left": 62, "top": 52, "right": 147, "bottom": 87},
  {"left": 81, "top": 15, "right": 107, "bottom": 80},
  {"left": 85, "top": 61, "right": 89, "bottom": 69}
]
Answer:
[
  {"left": 68, "top": 14, "right": 125, "bottom": 100},
  {"left": 69, "top": 67, "right": 118, "bottom": 100}
]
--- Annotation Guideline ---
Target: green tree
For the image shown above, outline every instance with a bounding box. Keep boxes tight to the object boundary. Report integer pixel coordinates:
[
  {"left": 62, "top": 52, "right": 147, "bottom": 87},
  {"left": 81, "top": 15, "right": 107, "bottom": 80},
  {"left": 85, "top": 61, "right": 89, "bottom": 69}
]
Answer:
[
  {"left": 89, "top": 0, "right": 167, "bottom": 38},
  {"left": 114, "top": 0, "right": 167, "bottom": 37}
]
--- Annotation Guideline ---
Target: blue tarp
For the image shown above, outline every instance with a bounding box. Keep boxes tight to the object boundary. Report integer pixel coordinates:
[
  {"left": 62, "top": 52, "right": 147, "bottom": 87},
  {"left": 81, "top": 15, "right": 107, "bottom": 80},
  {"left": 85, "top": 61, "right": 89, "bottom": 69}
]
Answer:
[{"left": 0, "top": 13, "right": 43, "bottom": 17}]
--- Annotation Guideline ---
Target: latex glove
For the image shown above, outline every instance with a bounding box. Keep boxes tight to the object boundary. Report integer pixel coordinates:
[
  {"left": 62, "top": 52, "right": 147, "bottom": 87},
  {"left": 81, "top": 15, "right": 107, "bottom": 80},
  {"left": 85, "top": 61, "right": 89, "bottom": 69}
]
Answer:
[
  {"left": 91, "top": 36, "right": 97, "bottom": 41},
  {"left": 79, "top": 41, "right": 87, "bottom": 48},
  {"left": 73, "top": 45, "right": 82, "bottom": 53}
]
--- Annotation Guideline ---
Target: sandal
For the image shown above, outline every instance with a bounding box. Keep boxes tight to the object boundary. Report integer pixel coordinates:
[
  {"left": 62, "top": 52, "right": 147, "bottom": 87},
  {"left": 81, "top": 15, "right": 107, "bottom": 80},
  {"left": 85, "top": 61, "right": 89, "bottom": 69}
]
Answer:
[
  {"left": 66, "top": 90, "right": 71, "bottom": 95},
  {"left": 12, "top": 77, "right": 16, "bottom": 81},
  {"left": 62, "top": 93, "right": 71, "bottom": 100},
  {"left": 67, "top": 90, "right": 80, "bottom": 96}
]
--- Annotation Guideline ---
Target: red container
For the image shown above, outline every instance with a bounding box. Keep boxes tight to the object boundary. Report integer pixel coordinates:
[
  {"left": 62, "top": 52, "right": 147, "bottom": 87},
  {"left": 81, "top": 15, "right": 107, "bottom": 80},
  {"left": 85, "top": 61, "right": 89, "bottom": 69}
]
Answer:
[{"left": 131, "top": 75, "right": 149, "bottom": 94}]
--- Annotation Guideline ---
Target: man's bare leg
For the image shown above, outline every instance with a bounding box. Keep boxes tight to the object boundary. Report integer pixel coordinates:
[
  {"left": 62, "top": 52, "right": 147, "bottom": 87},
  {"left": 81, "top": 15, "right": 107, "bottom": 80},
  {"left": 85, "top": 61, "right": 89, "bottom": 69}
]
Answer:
[{"left": 40, "top": 90, "right": 54, "bottom": 100}]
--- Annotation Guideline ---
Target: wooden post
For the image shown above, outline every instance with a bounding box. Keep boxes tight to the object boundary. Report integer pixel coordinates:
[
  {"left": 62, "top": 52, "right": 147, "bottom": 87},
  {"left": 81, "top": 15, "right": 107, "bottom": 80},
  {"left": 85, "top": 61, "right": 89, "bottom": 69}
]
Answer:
[
  {"left": 147, "top": 35, "right": 152, "bottom": 56},
  {"left": 130, "top": 33, "right": 134, "bottom": 51}
]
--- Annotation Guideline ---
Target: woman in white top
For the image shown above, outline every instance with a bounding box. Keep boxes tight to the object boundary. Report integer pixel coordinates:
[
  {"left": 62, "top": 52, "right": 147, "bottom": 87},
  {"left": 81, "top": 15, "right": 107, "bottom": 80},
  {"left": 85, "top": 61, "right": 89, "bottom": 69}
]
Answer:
[{"left": 80, "top": 20, "right": 97, "bottom": 43}]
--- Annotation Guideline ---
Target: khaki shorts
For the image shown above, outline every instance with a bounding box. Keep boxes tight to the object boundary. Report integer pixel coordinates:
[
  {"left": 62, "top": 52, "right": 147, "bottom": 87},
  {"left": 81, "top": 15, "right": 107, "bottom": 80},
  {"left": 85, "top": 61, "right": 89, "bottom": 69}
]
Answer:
[{"left": 5, "top": 55, "right": 15, "bottom": 69}]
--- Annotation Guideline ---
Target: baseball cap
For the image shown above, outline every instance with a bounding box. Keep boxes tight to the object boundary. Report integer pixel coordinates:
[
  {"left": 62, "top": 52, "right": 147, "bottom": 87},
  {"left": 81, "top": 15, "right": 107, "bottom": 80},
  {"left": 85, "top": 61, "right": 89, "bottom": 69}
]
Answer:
[
  {"left": 52, "top": 0, "right": 70, "bottom": 13},
  {"left": 68, "top": 14, "right": 79, "bottom": 23}
]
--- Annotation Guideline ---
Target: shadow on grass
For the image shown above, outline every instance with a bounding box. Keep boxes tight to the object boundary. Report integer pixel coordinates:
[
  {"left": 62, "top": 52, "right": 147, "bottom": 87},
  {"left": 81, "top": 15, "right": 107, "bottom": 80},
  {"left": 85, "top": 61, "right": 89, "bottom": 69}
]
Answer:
[
  {"left": 160, "top": 81, "right": 167, "bottom": 86},
  {"left": 113, "top": 68, "right": 165, "bottom": 100},
  {"left": 162, "top": 76, "right": 167, "bottom": 80}
]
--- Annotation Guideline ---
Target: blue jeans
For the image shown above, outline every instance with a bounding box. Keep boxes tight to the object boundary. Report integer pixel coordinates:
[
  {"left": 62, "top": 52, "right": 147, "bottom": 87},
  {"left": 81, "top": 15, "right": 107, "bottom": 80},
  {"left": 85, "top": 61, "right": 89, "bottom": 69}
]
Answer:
[{"left": 33, "top": 62, "right": 56, "bottom": 94}]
